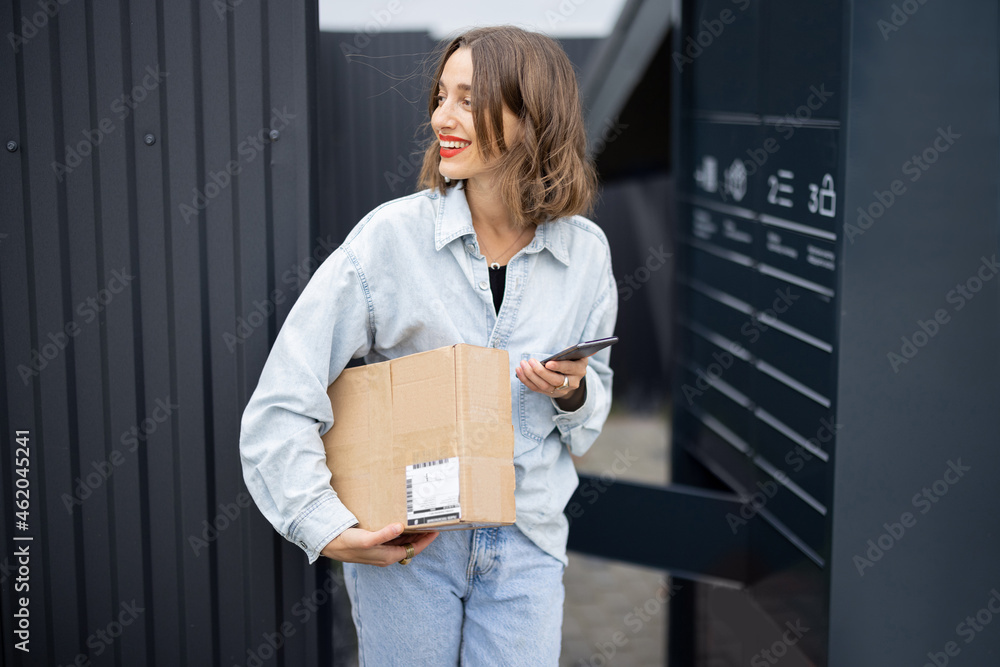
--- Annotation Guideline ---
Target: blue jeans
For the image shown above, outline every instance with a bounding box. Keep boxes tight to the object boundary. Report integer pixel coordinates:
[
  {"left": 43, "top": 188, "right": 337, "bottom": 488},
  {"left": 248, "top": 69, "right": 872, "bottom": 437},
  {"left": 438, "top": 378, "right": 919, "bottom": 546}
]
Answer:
[{"left": 342, "top": 525, "right": 565, "bottom": 665}]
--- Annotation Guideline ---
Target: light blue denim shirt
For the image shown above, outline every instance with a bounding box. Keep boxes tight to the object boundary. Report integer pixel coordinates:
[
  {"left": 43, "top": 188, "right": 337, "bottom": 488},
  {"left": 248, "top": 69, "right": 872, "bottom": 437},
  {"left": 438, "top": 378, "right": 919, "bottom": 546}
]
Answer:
[{"left": 239, "top": 185, "right": 616, "bottom": 566}]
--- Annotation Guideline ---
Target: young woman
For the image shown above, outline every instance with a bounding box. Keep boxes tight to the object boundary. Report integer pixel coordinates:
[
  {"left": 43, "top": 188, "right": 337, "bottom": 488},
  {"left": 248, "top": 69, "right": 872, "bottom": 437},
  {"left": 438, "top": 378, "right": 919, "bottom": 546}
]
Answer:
[{"left": 240, "top": 26, "right": 617, "bottom": 664}]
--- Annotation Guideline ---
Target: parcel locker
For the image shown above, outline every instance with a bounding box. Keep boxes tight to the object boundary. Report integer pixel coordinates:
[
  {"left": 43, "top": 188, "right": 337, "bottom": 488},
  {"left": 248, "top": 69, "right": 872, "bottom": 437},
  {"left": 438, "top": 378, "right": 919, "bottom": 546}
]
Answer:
[{"left": 667, "top": 1, "right": 1000, "bottom": 665}]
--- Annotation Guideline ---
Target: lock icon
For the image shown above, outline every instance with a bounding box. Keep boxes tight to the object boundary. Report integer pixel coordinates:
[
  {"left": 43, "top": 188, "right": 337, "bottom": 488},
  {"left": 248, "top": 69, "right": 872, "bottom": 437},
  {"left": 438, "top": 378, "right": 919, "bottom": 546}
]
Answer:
[{"left": 808, "top": 173, "right": 837, "bottom": 217}]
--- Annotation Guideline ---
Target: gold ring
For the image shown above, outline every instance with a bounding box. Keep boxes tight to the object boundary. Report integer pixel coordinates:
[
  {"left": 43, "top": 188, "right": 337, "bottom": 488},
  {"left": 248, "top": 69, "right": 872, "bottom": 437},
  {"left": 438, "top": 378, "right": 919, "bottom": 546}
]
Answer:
[{"left": 398, "top": 542, "right": 415, "bottom": 565}]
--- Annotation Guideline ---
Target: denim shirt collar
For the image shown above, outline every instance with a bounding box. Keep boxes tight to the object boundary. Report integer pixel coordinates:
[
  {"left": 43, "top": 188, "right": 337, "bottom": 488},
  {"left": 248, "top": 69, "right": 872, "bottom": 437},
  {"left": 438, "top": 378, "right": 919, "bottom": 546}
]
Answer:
[{"left": 433, "top": 184, "right": 571, "bottom": 267}]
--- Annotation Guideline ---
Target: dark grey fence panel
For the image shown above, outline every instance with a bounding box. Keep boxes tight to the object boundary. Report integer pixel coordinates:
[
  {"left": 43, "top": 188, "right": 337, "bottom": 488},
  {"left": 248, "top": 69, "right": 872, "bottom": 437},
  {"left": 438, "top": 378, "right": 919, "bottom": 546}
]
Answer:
[
  {"left": 317, "top": 31, "right": 437, "bottom": 245},
  {"left": 0, "top": 1, "right": 334, "bottom": 665}
]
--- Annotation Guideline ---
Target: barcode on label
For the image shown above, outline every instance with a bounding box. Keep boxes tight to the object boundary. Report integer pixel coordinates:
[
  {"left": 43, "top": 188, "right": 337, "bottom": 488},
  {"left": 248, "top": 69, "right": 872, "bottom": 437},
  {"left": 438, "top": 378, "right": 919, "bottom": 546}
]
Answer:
[
  {"left": 405, "top": 457, "right": 460, "bottom": 526},
  {"left": 411, "top": 458, "right": 450, "bottom": 470}
]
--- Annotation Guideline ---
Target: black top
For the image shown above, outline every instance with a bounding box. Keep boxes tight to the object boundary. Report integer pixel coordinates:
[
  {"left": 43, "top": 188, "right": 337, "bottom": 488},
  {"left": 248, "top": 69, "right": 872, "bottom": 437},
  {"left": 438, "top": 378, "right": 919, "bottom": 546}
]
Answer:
[{"left": 488, "top": 265, "right": 507, "bottom": 314}]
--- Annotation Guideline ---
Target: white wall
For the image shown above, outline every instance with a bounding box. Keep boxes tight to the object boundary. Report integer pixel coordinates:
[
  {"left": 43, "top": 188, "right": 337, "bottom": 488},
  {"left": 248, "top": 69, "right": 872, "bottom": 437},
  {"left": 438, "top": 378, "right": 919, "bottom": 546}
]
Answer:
[{"left": 318, "top": 0, "right": 628, "bottom": 38}]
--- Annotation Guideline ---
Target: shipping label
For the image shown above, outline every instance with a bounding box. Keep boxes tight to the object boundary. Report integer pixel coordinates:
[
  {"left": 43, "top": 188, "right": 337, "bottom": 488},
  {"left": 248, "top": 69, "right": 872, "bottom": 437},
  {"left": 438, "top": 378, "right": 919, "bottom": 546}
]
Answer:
[{"left": 405, "top": 457, "right": 461, "bottom": 526}]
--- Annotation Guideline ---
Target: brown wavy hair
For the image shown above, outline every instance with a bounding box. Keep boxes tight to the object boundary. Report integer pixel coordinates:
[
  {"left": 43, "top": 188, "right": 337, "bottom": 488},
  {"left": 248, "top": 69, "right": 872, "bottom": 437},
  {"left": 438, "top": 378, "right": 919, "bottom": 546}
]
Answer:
[{"left": 417, "top": 26, "right": 597, "bottom": 228}]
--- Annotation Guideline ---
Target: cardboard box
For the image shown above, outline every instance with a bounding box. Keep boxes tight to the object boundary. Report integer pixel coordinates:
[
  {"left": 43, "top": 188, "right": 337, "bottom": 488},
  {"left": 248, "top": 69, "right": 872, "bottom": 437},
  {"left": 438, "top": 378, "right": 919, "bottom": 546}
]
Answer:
[{"left": 321, "top": 344, "right": 516, "bottom": 532}]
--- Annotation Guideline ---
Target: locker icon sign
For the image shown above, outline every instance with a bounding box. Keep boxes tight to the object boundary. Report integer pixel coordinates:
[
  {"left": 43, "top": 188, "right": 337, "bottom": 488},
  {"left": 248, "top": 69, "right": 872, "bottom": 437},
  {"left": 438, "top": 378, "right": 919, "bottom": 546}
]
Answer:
[{"left": 808, "top": 173, "right": 837, "bottom": 218}]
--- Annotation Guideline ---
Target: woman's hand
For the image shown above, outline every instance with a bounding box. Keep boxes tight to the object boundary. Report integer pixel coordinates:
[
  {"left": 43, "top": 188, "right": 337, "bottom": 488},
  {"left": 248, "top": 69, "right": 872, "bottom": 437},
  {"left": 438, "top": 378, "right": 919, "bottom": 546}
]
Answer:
[
  {"left": 516, "top": 356, "right": 588, "bottom": 412},
  {"left": 321, "top": 523, "right": 439, "bottom": 567}
]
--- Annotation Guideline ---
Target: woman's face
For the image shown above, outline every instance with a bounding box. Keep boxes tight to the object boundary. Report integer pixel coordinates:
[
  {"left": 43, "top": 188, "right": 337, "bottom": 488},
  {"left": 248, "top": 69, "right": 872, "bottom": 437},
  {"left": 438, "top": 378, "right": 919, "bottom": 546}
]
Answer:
[{"left": 431, "top": 47, "right": 518, "bottom": 187}]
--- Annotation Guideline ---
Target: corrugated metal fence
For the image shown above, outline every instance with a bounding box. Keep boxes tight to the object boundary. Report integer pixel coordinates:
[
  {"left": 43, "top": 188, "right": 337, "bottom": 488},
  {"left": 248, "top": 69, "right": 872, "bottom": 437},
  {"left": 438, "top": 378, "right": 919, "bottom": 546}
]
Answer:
[{"left": 0, "top": 1, "right": 340, "bottom": 665}]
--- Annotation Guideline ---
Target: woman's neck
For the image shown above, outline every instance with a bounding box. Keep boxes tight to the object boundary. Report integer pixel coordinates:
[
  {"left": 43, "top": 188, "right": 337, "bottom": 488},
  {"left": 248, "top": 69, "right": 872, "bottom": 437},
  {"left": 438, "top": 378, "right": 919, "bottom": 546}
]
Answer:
[
  {"left": 464, "top": 175, "right": 517, "bottom": 235},
  {"left": 463, "top": 175, "right": 534, "bottom": 265}
]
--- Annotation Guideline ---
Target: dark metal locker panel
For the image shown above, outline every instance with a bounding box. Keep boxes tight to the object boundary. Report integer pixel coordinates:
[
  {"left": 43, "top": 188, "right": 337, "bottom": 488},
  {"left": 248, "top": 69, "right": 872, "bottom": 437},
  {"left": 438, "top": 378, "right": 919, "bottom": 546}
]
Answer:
[
  {"left": 669, "top": 0, "right": 1000, "bottom": 664},
  {"left": 0, "top": 1, "right": 329, "bottom": 666},
  {"left": 672, "top": 0, "right": 842, "bottom": 662},
  {"left": 828, "top": 1, "right": 1000, "bottom": 665}
]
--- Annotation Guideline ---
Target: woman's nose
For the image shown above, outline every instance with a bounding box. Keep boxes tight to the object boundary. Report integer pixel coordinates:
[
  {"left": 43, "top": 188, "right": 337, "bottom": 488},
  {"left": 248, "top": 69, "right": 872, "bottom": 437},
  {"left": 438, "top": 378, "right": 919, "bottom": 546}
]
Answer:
[{"left": 433, "top": 100, "right": 457, "bottom": 129}]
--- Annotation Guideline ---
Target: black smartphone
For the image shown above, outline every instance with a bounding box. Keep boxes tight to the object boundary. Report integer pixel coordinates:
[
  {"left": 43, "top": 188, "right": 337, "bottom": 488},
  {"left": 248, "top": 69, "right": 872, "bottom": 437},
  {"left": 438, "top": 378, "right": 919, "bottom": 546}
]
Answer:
[{"left": 541, "top": 336, "right": 619, "bottom": 364}]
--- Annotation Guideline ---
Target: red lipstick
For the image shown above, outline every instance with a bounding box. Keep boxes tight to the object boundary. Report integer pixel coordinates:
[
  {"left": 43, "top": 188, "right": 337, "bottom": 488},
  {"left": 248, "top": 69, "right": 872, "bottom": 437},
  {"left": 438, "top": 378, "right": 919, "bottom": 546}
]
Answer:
[{"left": 439, "top": 134, "right": 471, "bottom": 158}]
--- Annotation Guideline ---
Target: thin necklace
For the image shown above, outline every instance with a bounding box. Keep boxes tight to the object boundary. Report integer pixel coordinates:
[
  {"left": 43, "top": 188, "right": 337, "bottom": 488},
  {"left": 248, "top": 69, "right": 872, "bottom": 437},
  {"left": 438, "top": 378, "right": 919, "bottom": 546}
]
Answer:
[{"left": 477, "top": 226, "right": 529, "bottom": 270}]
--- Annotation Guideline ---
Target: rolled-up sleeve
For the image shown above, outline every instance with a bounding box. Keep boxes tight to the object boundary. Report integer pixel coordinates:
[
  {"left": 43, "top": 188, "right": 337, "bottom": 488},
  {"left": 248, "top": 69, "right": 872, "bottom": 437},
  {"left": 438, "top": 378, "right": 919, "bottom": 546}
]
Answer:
[
  {"left": 239, "top": 244, "right": 374, "bottom": 563},
  {"left": 550, "top": 249, "right": 618, "bottom": 457}
]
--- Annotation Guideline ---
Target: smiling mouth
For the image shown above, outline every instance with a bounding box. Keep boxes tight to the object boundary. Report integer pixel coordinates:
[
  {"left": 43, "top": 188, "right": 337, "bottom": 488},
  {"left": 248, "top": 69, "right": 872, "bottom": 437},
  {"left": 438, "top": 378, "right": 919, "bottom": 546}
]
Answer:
[{"left": 439, "top": 135, "right": 471, "bottom": 158}]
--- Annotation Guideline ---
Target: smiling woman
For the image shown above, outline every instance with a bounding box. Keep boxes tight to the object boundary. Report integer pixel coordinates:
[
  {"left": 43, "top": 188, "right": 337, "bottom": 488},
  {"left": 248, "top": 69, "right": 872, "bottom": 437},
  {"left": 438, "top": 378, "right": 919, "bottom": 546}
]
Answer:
[
  {"left": 240, "top": 24, "right": 617, "bottom": 667},
  {"left": 418, "top": 26, "right": 597, "bottom": 229}
]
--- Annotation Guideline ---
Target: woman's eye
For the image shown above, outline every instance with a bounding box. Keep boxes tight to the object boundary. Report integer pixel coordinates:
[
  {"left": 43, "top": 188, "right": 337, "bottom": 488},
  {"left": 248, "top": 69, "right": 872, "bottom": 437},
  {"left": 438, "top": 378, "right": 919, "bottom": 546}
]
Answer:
[
  {"left": 462, "top": 98, "right": 472, "bottom": 108},
  {"left": 436, "top": 94, "right": 445, "bottom": 105}
]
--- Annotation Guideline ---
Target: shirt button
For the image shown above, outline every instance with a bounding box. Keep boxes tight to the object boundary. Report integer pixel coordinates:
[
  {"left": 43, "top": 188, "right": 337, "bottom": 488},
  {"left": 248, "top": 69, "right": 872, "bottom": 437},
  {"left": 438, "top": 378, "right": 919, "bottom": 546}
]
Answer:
[
  {"left": 479, "top": 280, "right": 489, "bottom": 290},
  {"left": 466, "top": 243, "right": 475, "bottom": 253}
]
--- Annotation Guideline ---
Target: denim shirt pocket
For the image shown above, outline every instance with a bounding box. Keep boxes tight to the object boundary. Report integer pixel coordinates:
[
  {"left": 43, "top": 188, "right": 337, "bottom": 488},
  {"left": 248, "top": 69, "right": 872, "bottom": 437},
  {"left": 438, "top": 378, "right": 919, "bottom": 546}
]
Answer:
[{"left": 516, "top": 352, "right": 558, "bottom": 452}]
